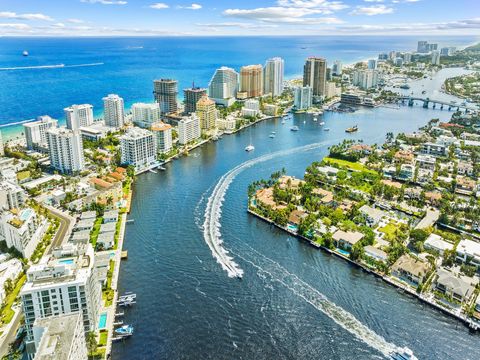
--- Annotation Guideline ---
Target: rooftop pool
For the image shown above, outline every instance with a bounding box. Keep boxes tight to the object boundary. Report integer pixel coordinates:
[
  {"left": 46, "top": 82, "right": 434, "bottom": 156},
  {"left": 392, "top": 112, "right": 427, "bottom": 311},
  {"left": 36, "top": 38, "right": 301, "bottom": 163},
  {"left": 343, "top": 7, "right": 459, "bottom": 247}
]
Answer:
[{"left": 98, "top": 312, "right": 107, "bottom": 330}]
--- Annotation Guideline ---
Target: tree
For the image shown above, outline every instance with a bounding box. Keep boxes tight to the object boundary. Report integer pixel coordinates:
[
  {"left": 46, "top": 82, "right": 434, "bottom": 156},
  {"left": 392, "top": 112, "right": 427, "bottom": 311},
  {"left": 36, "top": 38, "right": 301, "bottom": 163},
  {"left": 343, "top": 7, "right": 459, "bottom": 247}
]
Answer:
[
  {"left": 350, "top": 242, "right": 364, "bottom": 261},
  {"left": 409, "top": 229, "right": 429, "bottom": 243},
  {"left": 86, "top": 331, "right": 97, "bottom": 359}
]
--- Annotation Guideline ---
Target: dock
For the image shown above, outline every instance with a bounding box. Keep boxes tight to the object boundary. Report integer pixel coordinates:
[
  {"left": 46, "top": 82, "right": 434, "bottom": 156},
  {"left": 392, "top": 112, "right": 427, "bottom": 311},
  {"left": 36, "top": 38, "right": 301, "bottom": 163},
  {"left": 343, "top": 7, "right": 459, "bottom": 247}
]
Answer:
[{"left": 121, "top": 251, "right": 128, "bottom": 259}]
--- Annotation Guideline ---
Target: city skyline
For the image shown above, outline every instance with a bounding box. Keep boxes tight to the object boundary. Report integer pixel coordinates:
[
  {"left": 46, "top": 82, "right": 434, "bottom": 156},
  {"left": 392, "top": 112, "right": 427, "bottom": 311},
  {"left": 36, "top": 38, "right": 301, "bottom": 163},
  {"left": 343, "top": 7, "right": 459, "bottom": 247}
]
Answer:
[{"left": 0, "top": 0, "right": 479, "bottom": 36}]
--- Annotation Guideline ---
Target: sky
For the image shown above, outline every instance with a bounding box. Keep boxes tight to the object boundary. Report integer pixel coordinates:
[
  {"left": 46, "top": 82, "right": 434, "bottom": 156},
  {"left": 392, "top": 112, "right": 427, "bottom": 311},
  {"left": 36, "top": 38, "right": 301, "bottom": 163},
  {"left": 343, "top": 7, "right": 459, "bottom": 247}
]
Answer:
[{"left": 0, "top": 0, "right": 479, "bottom": 36}]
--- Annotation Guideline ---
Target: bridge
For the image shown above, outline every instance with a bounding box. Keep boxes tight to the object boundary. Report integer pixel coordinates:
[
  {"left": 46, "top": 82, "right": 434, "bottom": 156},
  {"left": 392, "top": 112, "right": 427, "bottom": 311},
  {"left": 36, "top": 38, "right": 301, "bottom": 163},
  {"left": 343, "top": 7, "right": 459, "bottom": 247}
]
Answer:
[{"left": 397, "top": 96, "right": 477, "bottom": 113}]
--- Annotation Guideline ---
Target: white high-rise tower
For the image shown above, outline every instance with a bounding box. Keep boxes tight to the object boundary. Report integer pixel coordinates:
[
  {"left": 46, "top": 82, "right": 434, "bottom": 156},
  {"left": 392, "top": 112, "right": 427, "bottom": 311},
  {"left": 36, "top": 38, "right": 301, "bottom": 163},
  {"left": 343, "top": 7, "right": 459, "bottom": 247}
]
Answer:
[
  {"left": 263, "top": 57, "right": 284, "bottom": 97},
  {"left": 103, "top": 94, "right": 125, "bottom": 129}
]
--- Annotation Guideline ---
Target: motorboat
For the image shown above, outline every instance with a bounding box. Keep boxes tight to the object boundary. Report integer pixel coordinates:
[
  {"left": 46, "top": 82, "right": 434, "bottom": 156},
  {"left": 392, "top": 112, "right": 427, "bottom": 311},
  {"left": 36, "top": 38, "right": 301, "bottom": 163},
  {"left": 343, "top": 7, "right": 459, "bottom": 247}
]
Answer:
[
  {"left": 324, "top": 128, "right": 330, "bottom": 131},
  {"left": 281, "top": 119, "right": 286, "bottom": 124},
  {"left": 269, "top": 134, "right": 275, "bottom": 138},
  {"left": 345, "top": 125, "right": 358, "bottom": 133},
  {"left": 290, "top": 126, "right": 299, "bottom": 131},
  {"left": 245, "top": 144, "right": 255, "bottom": 152},
  {"left": 319, "top": 121, "right": 325, "bottom": 126},
  {"left": 22, "top": 50, "right": 29, "bottom": 56},
  {"left": 313, "top": 117, "right": 318, "bottom": 122},
  {"left": 115, "top": 325, "right": 134, "bottom": 337},
  {"left": 389, "top": 347, "right": 418, "bottom": 360}
]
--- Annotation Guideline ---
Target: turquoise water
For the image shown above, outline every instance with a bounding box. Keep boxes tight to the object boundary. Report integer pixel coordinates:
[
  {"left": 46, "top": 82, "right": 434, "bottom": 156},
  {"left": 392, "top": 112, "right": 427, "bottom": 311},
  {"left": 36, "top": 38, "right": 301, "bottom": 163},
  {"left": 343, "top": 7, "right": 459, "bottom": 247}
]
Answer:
[
  {"left": 287, "top": 224, "right": 298, "bottom": 232},
  {"left": 0, "top": 36, "right": 477, "bottom": 140},
  {"left": 58, "top": 259, "right": 74, "bottom": 265},
  {"left": 98, "top": 312, "right": 107, "bottom": 330},
  {"left": 337, "top": 249, "right": 350, "bottom": 256},
  {"left": 19, "top": 208, "right": 33, "bottom": 221}
]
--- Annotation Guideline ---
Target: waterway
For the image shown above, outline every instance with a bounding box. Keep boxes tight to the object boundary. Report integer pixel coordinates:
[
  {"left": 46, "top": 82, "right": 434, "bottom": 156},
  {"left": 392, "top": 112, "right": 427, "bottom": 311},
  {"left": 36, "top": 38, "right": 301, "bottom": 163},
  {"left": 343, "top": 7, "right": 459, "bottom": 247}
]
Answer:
[{"left": 114, "top": 100, "right": 480, "bottom": 359}]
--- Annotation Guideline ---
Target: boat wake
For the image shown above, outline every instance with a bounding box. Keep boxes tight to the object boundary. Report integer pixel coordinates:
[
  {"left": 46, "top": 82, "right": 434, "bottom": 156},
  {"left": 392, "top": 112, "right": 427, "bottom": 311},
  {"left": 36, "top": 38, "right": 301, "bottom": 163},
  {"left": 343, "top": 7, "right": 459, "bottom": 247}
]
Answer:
[
  {"left": 202, "top": 138, "right": 341, "bottom": 278},
  {"left": 0, "top": 62, "right": 104, "bottom": 71},
  {"left": 236, "top": 244, "right": 398, "bottom": 357}
]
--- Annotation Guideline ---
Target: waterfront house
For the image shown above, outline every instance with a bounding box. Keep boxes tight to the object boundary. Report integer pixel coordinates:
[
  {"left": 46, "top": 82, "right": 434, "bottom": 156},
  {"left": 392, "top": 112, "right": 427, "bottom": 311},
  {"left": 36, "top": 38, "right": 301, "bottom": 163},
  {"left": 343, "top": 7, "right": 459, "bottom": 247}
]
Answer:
[
  {"left": 317, "top": 165, "right": 340, "bottom": 178},
  {"left": 455, "top": 176, "right": 476, "bottom": 196},
  {"left": 457, "top": 161, "right": 474, "bottom": 177},
  {"left": 80, "top": 211, "right": 97, "bottom": 221},
  {"left": 103, "top": 210, "right": 119, "bottom": 223},
  {"left": 73, "top": 218, "right": 95, "bottom": 232},
  {"left": 255, "top": 188, "right": 286, "bottom": 210},
  {"left": 381, "top": 179, "right": 402, "bottom": 190},
  {"left": 391, "top": 254, "right": 430, "bottom": 285},
  {"left": 423, "top": 234, "right": 453, "bottom": 255},
  {"left": 416, "top": 169, "right": 434, "bottom": 184},
  {"left": 314, "top": 220, "right": 337, "bottom": 237},
  {"left": 278, "top": 176, "right": 305, "bottom": 191},
  {"left": 398, "top": 164, "right": 414, "bottom": 181},
  {"left": 97, "top": 232, "right": 115, "bottom": 250},
  {"left": 456, "top": 239, "right": 480, "bottom": 267},
  {"left": 383, "top": 165, "right": 396, "bottom": 179},
  {"left": 70, "top": 230, "right": 90, "bottom": 245},
  {"left": 332, "top": 230, "right": 364, "bottom": 251},
  {"left": 348, "top": 144, "right": 372, "bottom": 155},
  {"left": 288, "top": 209, "right": 308, "bottom": 226},
  {"left": 359, "top": 205, "right": 385, "bottom": 226},
  {"left": 404, "top": 187, "right": 422, "bottom": 200},
  {"left": 312, "top": 188, "right": 334, "bottom": 204},
  {"left": 394, "top": 150, "right": 414, "bottom": 164},
  {"left": 364, "top": 245, "right": 388, "bottom": 263},
  {"left": 434, "top": 268, "right": 477, "bottom": 304},
  {"left": 422, "top": 142, "right": 447, "bottom": 157},
  {"left": 99, "top": 222, "right": 116, "bottom": 235},
  {"left": 416, "top": 154, "right": 436, "bottom": 171},
  {"left": 424, "top": 191, "right": 442, "bottom": 206}
]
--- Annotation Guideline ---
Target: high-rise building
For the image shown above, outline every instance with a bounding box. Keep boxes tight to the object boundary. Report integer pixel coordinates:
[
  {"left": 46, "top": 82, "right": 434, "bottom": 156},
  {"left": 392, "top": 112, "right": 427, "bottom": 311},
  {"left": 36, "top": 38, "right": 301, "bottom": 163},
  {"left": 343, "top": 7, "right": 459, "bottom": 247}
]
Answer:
[
  {"left": 32, "top": 313, "right": 88, "bottom": 360},
  {"left": 178, "top": 114, "right": 201, "bottom": 145},
  {"left": 240, "top": 65, "right": 263, "bottom": 98},
  {"left": 303, "top": 57, "right": 327, "bottom": 98},
  {"left": 20, "top": 243, "right": 101, "bottom": 356},
  {"left": 131, "top": 103, "right": 161, "bottom": 129},
  {"left": 196, "top": 95, "right": 217, "bottom": 131},
  {"left": 184, "top": 86, "right": 207, "bottom": 114},
  {"left": 367, "top": 59, "right": 377, "bottom": 70},
  {"left": 417, "top": 41, "right": 428, "bottom": 53},
  {"left": 403, "top": 52, "right": 412, "bottom": 64},
  {"left": 103, "top": 94, "right": 125, "bottom": 129},
  {"left": 151, "top": 122, "right": 173, "bottom": 154},
  {"left": 241, "top": 99, "right": 260, "bottom": 118},
  {"left": 23, "top": 116, "right": 58, "bottom": 152},
  {"left": 332, "top": 60, "right": 343, "bottom": 76},
  {"left": 378, "top": 53, "right": 388, "bottom": 61},
  {"left": 395, "top": 57, "right": 404, "bottom": 67},
  {"left": 120, "top": 127, "right": 157, "bottom": 173},
  {"left": 441, "top": 47, "right": 456, "bottom": 56},
  {"left": 208, "top": 67, "right": 238, "bottom": 106},
  {"left": 352, "top": 70, "right": 379, "bottom": 89},
  {"left": 431, "top": 50, "right": 441, "bottom": 65},
  {"left": 46, "top": 127, "right": 85, "bottom": 174},
  {"left": 325, "top": 82, "right": 341, "bottom": 99},
  {"left": 294, "top": 86, "right": 312, "bottom": 110},
  {"left": 389, "top": 51, "right": 397, "bottom": 61},
  {"left": 428, "top": 43, "right": 438, "bottom": 51},
  {"left": 0, "top": 181, "right": 26, "bottom": 210},
  {"left": 153, "top": 79, "right": 178, "bottom": 114},
  {"left": 64, "top": 104, "right": 94, "bottom": 131},
  {"left": 263, "top": 57, "right": 284, "bottom": 97}
]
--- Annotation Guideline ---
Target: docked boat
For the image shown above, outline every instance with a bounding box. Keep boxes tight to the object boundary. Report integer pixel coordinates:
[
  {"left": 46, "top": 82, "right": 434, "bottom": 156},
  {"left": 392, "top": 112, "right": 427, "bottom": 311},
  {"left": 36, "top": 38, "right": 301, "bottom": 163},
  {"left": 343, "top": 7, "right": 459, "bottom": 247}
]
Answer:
[
  {"left": 319, "top": 121, "right": 325, "bottom": 126},
  {"left": 345, "top": 125, "right": 358, "bottom": 133},
  {"left": 290, "top": 126, "right": 299, "bottom": 132},
  {"left": 115, "top": 325, "right": 134, "bottom": 337},
  {"left": 22, "top": 50, "right": 29, "bottom": 56},
  {"left": 389, "top": 347, "right": 418, "bottom": 360},
  {"left": 324, "top": 128, "right": 330, "bottom": 131},
  {"left": 158, "top": 166, "right": 166, "bottom": 171}
]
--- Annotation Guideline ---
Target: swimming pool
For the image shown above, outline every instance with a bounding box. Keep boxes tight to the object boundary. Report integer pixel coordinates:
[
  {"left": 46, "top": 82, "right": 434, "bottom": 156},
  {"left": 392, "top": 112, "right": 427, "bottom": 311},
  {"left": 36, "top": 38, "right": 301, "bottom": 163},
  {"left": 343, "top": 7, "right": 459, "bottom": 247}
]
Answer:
[
  {"left": 336, "top": 248, "right": 350, "bottom": 257},
  {"left": 287, "top": 224, "right": 298, "bottom": 232},
  {"left": 20, "top": 208, "right": 33, "bottom": 221},
  {"left": 58, "top": 259, "right": 74, "bottom": 265},
  {"left": 98, "top": 312, "right": 107, "bottom": 330}
]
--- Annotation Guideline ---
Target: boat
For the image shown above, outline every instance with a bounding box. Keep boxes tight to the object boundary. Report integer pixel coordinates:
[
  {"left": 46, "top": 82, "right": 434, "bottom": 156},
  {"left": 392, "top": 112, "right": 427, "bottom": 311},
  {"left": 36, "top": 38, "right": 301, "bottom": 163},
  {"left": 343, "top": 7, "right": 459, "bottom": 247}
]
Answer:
[
  {"left": 290, "top": 126, "right": 299, "bottom": 132},
  {"left": 313, "top": 117, "right": 318, "bottom": 122},
  {"left": 421, "top": 90, "right": 426, "bottom": 94},
  {"left": 245, "top": 145, "right": 255, "bottom": 151},
  {"left": 114, "top": 325, "right": 134, "bottom": 337},
  {"left": 345, "top": 125, "right": 358, "bottom": 133},
  {"left": 270, "top": 131, "right": 276, "bottom": 134},
  {"left": 269, "top": 134, "right": 275, "bottom": 138},
  {"left": 400, "top": 83, "right": 410, "bottom": 90},
  {"left": 324, "top": 127, "right": 330, "bottom": 131},
  {"left": 389, "top": 347, "right": 418, "bottom": 360},
  {"left": 319, "top": 121, "right": 325, "bottom": 126},
  {"left": 158, "top": 166, "right": 166, "bottom": 171},
  {"left": 22, "top": 50, "right": 29, "bottom": 57},
  {"left": 126, "top": 219, "right": 135, "bottom": 224}
]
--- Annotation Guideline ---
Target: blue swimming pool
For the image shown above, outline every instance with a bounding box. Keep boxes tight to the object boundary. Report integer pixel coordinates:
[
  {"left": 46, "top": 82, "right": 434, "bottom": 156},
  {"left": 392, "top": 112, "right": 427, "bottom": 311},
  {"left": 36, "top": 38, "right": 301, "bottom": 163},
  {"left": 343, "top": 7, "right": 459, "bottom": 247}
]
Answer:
[
  {"left": 58, "top": 259, "right": 74, "bottom": 265},
  {"left": 287, "top": 224, "right": 298, "bottom": 232},
  {"left": 98, "top": 313, "right": 107, "bottom": 330},
  {"left": 337, "top": 248, "right": 350, "bottom": 256}
]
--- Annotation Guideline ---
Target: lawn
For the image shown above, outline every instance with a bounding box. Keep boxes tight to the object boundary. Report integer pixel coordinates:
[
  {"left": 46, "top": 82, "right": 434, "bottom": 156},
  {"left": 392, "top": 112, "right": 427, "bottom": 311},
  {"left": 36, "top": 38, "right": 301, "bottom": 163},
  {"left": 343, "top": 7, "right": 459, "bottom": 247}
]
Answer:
[
  {"left": 90, "top": 217, "right": 103, "bottom": 247},
  {"left": 0, "top": 274, "right": 26, "bottom": 326},
  {"left": 98, "top": 330, "right": 108, "bottom": 346},
  {"left": 324, "top": 157, "right": 377, "bottom": 174},
  {"left": 102, "top": 260, "right": 115, "bottom": 307},
  {"left": 16, "top": 170, "right": 31, "bottom": 181},
  {"left": 379, "top": 222, "right": 397, "bottom": 241}
]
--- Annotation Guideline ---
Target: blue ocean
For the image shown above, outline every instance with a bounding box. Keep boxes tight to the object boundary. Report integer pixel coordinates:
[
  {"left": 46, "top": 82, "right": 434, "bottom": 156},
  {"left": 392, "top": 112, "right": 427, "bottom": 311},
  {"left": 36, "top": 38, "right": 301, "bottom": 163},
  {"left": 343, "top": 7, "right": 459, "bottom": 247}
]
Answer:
[{"left": 0, "top": 35, "right": 476, "bottom": 137}]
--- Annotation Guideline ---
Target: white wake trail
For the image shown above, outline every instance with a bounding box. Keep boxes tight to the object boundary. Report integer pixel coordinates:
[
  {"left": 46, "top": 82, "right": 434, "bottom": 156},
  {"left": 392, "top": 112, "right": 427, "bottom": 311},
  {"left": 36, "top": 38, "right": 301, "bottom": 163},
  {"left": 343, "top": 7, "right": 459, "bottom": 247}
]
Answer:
[{"left": 202, "top": 138, "right": 340, "bottom": 278}]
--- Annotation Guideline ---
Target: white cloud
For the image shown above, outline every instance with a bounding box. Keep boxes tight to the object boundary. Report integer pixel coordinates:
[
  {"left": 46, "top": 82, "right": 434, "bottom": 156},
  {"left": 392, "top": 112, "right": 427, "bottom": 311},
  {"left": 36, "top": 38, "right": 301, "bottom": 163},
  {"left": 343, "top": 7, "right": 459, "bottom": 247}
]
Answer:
[
  {"left": 178, "top": 3, "right": 202, "bottom": 10},
  {"left": 0, "top": 23, "right": 31, "bottom": 30},
  {"left": 0, "top": 11, "right": 53, "bottom": 21},
  {"left": 67, "top": 18, "right": 85, "bottom": 24},
  {"left": 350, "top": 4, "right": 394, "bottom": 15},
  {"left": 392, "top": 0, "right": 420, "bottom": 3},
  {"left": 364, "top": 0, "right": 384, "bottom": 2},
  {"left": 196, "top": 22, "right": 278, "bottom": 30},
  {"left": 276, "top": 0, "right": 348, "bottom": 11},
  {"left": 150, "top": 3, "right": 169, "bottom": 9},
  {"left": 80, "top": 0, "right": 127, "bottom": 5}
]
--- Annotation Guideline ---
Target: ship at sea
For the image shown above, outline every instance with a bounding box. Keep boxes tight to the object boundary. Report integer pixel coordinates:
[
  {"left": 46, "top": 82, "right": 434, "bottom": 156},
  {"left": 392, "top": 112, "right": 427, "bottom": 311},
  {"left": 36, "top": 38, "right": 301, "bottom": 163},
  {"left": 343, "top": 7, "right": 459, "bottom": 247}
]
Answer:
[
  {"left": 345, "top": 125, "right": 358, "bottom": 133},
  {"left": 22, "top": 50, "right": 29, "bottom": 56}
]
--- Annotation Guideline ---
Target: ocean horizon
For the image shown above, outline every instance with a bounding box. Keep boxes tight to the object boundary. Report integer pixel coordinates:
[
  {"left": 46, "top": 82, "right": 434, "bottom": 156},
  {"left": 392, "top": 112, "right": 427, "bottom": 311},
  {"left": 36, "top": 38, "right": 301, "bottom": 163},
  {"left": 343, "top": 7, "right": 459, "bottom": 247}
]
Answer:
[{"left": 0, "top": 35, "right": 478, "bottom": 139}]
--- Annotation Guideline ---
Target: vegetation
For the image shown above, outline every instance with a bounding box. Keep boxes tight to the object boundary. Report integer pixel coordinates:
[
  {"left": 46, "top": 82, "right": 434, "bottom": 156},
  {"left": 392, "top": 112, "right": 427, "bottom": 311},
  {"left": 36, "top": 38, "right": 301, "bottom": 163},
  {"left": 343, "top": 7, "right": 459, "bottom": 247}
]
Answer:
[{"left": 0, "top": 275, "right": 26, "bottom": 326}]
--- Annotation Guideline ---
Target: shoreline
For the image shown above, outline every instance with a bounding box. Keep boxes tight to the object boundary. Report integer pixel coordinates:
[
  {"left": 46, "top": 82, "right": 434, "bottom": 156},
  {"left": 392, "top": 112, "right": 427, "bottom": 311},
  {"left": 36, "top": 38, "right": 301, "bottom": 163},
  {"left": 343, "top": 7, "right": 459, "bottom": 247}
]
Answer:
[{"left": 247, "top": 208, "right": 480, "bottom": 331}]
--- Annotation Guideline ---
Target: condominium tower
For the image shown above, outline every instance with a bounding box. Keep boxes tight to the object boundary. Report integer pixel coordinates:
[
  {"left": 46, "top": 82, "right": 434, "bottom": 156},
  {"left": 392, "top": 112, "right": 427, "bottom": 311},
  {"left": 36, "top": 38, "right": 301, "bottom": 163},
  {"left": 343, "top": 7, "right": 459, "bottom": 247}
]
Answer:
[
  {"left": 208, "top": 67, "right": 238, "bottom": 106},
  {"left": 103, "top": 94, "right": 125, "bottom": 129},
  {"left": 46, "top": 127, "right": 85, "bottom": 174},
  {"left": 23, "top": 115, "right": 58, "bottom": 151},
  {"left": 153, "top": 79, "right": 178, "bottom": 114},
  {"left": 196, "top": 95, "right": 217, "bottom": 131},
  {"left": 178, "top": 114, "right": 201, "bottom": 145},
  {"left": 303, "top": 57, "right": 327, "bottom": 98},
  {"left": 240, "top": 65, "right": 263, "bottom": 98},
  {"left": 151, "top": 122, "right": 173, "bottom": 154},
  {"left": 131, "top": 103, "right": 161, "bottom": 129},
  {"left": 64, "top": 104, "right": 94, "bottom": 131},
  {"left": 263, "top": 57, "right": 284, "bottom": 97},
  {"left": 294, "top": 86, "right": 313, "bottom": 110},
  {"left": 184, "top": 86, "right": 207, "bottom": 114},
  {"left": 120, "top": 127, "right": 157, "bottom": 173}
]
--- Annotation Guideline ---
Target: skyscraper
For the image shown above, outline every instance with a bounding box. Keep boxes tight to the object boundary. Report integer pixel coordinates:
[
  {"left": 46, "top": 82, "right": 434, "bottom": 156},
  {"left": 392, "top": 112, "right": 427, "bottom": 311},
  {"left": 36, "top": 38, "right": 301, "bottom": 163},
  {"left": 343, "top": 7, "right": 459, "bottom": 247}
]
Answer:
[
  {"left": 367, "top": 59, "right": 377, "bottom": 70},
  {"left": 417, "top": 41, "right": 428, "bottom": 53},
  {"left": 23, "top": 116, "right": 58, "bottom": 151},
  {"left": 303, "top": 57, "right": 327, "bottom": 98},
  {"left": 103, "top": 94, "right": 125, "bottom": 129},
  {"left": 120, "top": 127, "right": 157, "bottom": 173},
  {"left": 208, "top": 67, "right": 238, "bottom": 106},
  {"left": 294, "top": 86, "right": 312, "bottom": 110},
  {"left": 184, "top": 86, "right": 207, "bottom": 114},
  {"left": 332, "top": 60, "right": 343, "bottom": 76},
  {"left": 178, "top": 114, "right": 201, "bottom": 145},
  {"left": 263, "top": 57, "right": 284, "bottom": 97},
  {"left": 131, "top": 103, "right": 161, "bottom": 128},
  {"left": 240, "top": 65, "right": 263, "bottom": 98},
  {"left": 46, "top": 127, "right": 85, "bottom": 174},
  {"left": 431, "top": 50, "right": 441, "bottom": 65},
  {"left": 352, "top": 70, "right": 379, "bottom": 90},
  {"left": 151, "top": 122, "right": 173, "bottom": 154},
  {"left": 403, "top": 52, "right": 412, "bottom": 64},
  {"left": 64, "top": 104, "right": 94, "bottom": 130},
  {"left": 196, "top": 95, "right": 217, "bottom": 131},
  {"left": 153, "top": 79, "right": 178, "bottom": 114}
]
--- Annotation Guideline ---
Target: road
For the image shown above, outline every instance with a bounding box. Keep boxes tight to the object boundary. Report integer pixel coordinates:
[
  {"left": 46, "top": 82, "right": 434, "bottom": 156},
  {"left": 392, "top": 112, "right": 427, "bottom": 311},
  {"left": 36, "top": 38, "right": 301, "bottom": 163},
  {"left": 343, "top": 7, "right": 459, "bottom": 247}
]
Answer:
[{"left": 44, "top": 205, "right": 75, "bottom": 253}]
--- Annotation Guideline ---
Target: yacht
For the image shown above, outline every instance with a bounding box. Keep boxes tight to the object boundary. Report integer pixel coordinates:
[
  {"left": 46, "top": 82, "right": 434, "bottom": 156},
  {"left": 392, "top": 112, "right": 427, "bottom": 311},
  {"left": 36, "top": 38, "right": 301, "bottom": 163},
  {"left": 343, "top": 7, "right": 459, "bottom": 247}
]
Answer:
[
  {"left": 290, "top": 126, "right": 299, "bottom": 131},
  {"left": 22, "top": 50, "right": 29, "bottom": 56},
  {"left": 245, "top": 144, "right": 255, "bottom": 152},
  {"left": 313, "top": 117, "right": 318, "bottom": 122},
  {"left": 324, "top": 127, "right": 330, "bottom": 131},
  {"left": 389, "top": 347, "right": 418, "bottom": 360},
  {"left": 269, "top": 133, "right": 275, "bottom": 138},
  {"left": 319, "top": 121, "right": 325, "bottom": 126},
  {"left": 115, "top": 325, "right": 134, "bottom": 337},
  {"left": 281, "top": 119, "right": 286, "bottom": 124},
  {"left": 345, "top": 125, "right": 358, "bottom": 133}
]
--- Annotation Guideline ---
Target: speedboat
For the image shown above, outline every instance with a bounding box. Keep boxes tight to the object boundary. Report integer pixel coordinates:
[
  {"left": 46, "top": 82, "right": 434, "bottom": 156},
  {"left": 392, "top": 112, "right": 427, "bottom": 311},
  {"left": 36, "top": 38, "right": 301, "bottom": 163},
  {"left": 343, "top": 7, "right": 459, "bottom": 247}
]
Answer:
[
  {"left": 245, "top": 144, "right": 255, "bottom": 152},
  {"left": 22, "top": 50, "right": 29, "bottom": 56},
  {"left": 269, "top": 134, "right": 275, "bottom": 138},
  {"left": 389, "top": 347, "right": 418, "bottom": 360},
  {"left": 324, "top": 128, "right": 330, "bottom": 131},
  {"left": 115, "top": 325, "right": 134, "bottom": 337},
  {"left": 290, "top": 126, "right": 299, "bottom": 131},
  {"left": 313, "top": 117, "right": 318, "bottom": 122},
  {"left": 319, "top": 121, "right": 325, "bottom": 126},
  {"left": 345, "top": 125, "right": 358, "bottom": 133}
]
